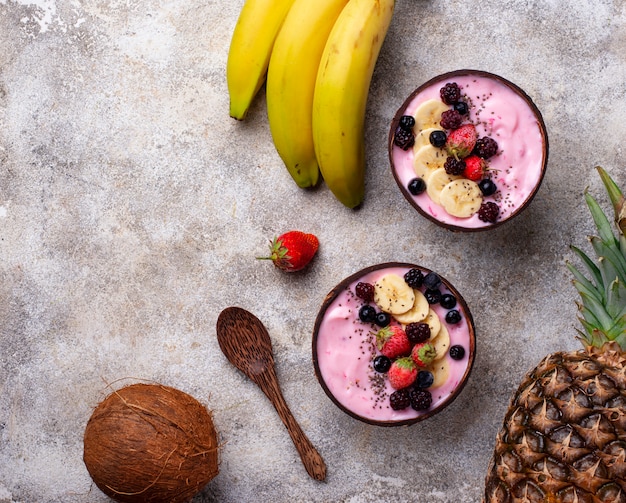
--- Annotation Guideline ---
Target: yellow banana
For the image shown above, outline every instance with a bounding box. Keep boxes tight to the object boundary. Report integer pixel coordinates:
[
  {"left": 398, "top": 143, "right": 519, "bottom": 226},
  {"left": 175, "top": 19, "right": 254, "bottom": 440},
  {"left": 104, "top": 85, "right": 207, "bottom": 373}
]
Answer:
[
  {"left": 266, "top": 0, "right": 349, "bottom": 188},
  {"left": 226, "top": 0, "right": 296, "bottom": 120},
  {"left": 312, "top": 0, "right": 395, "bottom": 208}
]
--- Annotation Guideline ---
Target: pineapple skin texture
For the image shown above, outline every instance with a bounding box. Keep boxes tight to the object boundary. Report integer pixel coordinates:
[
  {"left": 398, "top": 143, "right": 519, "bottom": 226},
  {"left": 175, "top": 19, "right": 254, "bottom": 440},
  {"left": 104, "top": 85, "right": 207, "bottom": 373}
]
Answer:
[{"left": 484, "top": 345, "right": 626, "bottom": 503}]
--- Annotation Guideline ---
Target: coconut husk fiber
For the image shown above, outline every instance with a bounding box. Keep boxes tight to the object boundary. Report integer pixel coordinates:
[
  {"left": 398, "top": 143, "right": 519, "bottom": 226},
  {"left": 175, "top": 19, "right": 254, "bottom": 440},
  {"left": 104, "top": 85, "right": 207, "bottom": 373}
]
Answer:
[{"left": 83, "top": 383, "right": 219, "bottom": 503}]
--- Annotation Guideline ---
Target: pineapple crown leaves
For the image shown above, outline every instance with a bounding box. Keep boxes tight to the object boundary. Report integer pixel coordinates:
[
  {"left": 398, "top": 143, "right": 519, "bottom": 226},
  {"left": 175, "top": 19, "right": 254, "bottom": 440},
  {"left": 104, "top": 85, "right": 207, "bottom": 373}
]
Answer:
[{"left": 567, "top": 166, "right": 626, "bottom": 349}]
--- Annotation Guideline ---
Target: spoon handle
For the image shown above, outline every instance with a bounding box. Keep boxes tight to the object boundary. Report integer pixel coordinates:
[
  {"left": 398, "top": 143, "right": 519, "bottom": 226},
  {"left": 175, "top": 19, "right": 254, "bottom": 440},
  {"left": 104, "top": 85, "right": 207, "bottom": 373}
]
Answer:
[{"left": 259, "top": 369, "right": 327, "bottom": 481}]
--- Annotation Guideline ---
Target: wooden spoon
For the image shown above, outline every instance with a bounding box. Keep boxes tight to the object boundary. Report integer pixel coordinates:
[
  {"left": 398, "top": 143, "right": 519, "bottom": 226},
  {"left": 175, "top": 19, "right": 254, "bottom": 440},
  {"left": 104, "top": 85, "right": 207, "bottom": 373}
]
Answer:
[{"left": 216, "top": 306, "right": 327, "bottom": 481}]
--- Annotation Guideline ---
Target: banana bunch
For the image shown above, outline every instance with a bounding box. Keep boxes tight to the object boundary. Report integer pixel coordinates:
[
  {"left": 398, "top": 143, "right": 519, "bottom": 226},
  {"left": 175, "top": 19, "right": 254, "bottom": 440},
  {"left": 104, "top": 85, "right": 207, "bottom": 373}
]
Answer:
[{"left": 227, "top": 0, "right": 395, "bottom": 206}]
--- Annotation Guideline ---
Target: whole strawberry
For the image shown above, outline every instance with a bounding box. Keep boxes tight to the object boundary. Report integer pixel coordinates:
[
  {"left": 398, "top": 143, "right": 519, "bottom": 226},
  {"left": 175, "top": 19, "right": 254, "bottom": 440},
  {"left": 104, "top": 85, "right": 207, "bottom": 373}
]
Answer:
[
  {"left": 462, "top": 155, "right": 488, "bottom": 181},
  {"left": 388, "top": 357, "right": 418, "bottom": 389},
  {"left": 411, "top": 342, "right": 437, "bottom": 367},
  {"left": 375, "top": 325, "right": 411, "bottom": 359},
  {"left": 258, "top": 231, "right": 319, "bottom": 272},
  {"left": 445, "top": 123, "right": 477, "bottom": 159}
]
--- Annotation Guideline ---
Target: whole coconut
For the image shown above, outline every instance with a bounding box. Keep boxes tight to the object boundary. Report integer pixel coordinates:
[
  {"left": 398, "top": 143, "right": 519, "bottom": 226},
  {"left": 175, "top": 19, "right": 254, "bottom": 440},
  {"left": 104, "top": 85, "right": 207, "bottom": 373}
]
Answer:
[{"left": 83, "top": 383, "right": 219, "bottom": 503}]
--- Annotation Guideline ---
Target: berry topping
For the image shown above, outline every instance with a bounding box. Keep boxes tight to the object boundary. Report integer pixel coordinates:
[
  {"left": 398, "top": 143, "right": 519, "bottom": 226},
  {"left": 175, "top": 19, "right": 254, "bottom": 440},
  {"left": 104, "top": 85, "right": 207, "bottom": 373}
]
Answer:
[
  {"left": 375, "top": 311, "right": 391, "bottom": 327},
  {"left": 424, "top": 289, "right": 441, "bottom": 304},
  {"left": 440, "top": 109, "right": 463, "bottom": 130},
  {"left": 414, "top": 370, "right": 435, "bottom": 389},
  {"left": 373, "top": 354, "right": 392, "bottom": 373},
  {"left": 453, "top": 101, "right": 469, "bottom": 115},
  {"left": 394, "top": 126, "right": 415, "bottom": 151},
  {"left": 411, "top": 342, "right": 437, "bottom": 367},
  {"left": 445, "top": 309, "right": 462, "bottom": 324},
  {"left": 407, "top": 177, "right": 426, "bottom": 195},
  {"left": 449, "top": 345, "right": 466, "bottom": 360},
  {"left": 389, "top": 388, "right": 411, "bottom": 410},
  {"left": 375, "top": 325, "right": 411, "bottom": 359},
  {"left": 359, "top": 305, "right": 377, "bottom": 323},
  {"left": 355, "top": 281, "right": 375, "bottom": 302},
  {"left": 444, "top": 156, "right": 466, "bottom": 176},
  {"left": 423, "top": 272, "right": 442, "bottom": 290},
  {"left": 440, "top": 293, "right": 457, "bottom": 309},
  {"left": 478, "top": 201, "right": 500, "bottom": 223},
  {"left": 388, "top": 357, "right": 418, "bottom": 390},
  {"left": 478, "top": 178, "right": 498, "bottom": 196},
  {"left": 445, "top": 123, "right": 478, "bottom": 159},
  {"left": 409, "top": 388, "right": 432, "bottom": 411},
  {"left": 474, "top": 136, "right": 499, "bottom": 159},
  {"left": 398, "top": 115, "right": 416, "bottom": 130},
  {"left": 429, "top": 130, "right": 447, "bottom": 148},
  {"left": 406, "top": 322, "right": 431, "bottom": 344},
  {"left": 404, "top": 268, "right": 424, "bottom": 288},
  {"left": 439, "top": 82, "right": 461, "bottom": 105},
  {"left": 462, "top": 155, "right": 488, "bottom": 181}
]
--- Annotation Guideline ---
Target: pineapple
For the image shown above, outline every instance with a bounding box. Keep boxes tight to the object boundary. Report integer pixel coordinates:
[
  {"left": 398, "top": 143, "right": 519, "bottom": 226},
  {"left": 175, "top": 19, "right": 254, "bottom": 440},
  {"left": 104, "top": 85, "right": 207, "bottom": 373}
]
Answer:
[{"left": 484, "top": 167, "right": 626, "bottom": 503}]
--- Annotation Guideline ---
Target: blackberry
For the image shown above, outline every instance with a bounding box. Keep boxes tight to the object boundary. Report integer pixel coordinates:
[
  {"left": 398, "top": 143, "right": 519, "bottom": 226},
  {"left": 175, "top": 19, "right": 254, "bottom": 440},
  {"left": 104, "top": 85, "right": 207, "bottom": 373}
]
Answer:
[
  {"left": 404, "top": 268, "right": 424, "bottom": 288},
  {"left": 444, "top": 156, "right": 466, "bottom": 176},
  {"left": 478, "top": 201, "right": 500, "bottom": 223},
  {"left": 423, "top": 272, "right": 442, "bottom": 290},
  {"left": 439, "top": 82, "right": 461, "bottom": 105},
  {"left": 474, "top": 137, "right": 499, "bottom": 159},
  {"left": 398, "top": 115, "right": 416, "bottom": 131},
  {"left": 440, "top": 293, "right": 457, "bottom": 309},
  {"left": 453, "top": 101, "right": 469, "bottom": 115},
  {"left": 429, "top": 130, "right": 447, "bottom": 148},
  {"left": 355, "top": 282, "right": 375, "bottom": 302},
  {"left": 425, "top": 288, "right": 441, "bottom": 304},
  {"left": 414, "top": 370, "right": 434, "bottom": 389},
  {"left": 359, "top": 305, "right": 376, "bottom": 323},
  {"left": 445, "top": 309, "right": 462, "bottom": 324},
  {"left": 478, "top": 178, "right": 497, "bottom": 196},
  {"left": 389, "top": 388, "right": 411, "bottom": 410},
  {"left": 373, "top": 355, "right": 392, "bottom": 373},
  {"left": 393, "top": 126, "right": 415, "bottom": 151},
  {"left": 406, "top": 322, "right": 430, "bottom": 344},
  {"left": 409, "top": 388, "right": 432, "bottom": 411},
  {"left": 440, "top": 109, "right": 463, "bottom": 130},
  {"left": 375, "top": 311, "right": 391, "bottom": 327},
  {"left": 407, "top": 177, "right": 426, "bottom": 195},
  {"left": 449, "top": 345, "right": 466, "bottom": 360}
]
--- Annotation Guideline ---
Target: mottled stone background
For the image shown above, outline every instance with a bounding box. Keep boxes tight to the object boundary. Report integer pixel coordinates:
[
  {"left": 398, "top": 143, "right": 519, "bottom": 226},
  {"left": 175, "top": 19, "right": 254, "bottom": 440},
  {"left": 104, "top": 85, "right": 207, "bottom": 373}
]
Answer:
[{"left": 1, "top": 0, "right": 625, "bottom": 501}]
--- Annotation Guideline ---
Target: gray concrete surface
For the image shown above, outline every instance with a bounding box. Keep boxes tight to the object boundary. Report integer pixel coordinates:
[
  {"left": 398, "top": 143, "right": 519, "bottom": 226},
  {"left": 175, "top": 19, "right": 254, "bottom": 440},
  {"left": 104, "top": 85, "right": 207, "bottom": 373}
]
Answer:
[{"left": 1, "top": 0, "right": 625, "bottom": 501}]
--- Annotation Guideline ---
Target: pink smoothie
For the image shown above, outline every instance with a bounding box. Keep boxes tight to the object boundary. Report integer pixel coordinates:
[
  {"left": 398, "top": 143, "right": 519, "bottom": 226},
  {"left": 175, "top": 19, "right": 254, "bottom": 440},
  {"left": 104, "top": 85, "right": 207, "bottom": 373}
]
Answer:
[
  {"left": 391, "top": 71, "right": 547, "bottom": 230},
  {"left": 313, "top": 265, "right": 475, "bottom": 425}
]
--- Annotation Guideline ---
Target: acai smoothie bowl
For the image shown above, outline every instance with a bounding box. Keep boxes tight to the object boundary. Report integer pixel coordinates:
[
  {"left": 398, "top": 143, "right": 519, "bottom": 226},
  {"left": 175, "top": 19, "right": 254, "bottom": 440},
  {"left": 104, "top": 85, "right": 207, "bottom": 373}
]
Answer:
[
  {"left": 389, "top": 70, "right": 548, "bottom": 232},
  {"left": 312, "top": 263, "right": 475, "bottom": 427}
]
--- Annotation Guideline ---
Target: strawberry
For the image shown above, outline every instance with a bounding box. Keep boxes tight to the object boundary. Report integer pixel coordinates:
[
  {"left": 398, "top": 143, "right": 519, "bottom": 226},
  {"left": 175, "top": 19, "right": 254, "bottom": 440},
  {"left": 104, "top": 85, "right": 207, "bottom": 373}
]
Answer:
[
  {"left": 411, "top": 342, "right": 437, "bottom": 367},
  {"left": 258, "top": 231, "right": 319, "bottom": 272},
  {"left": 388, "top": 357, "right": 418, "bottom": 389},
  {"left": 462, "top": 155, "right": 488, "bottom": 181},
  {"left": 445, "top": 123, "right": 477, "bottom": 159},
  {"left": 375, "top": 325, "right": 411, "bottom": 359}
]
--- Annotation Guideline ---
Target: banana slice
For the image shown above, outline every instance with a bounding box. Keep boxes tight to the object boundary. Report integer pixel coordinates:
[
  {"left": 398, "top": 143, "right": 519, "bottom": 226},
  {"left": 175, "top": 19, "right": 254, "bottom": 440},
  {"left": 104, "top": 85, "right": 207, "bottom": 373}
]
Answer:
[
  {"left": 429, "top": 357, "right": 450, "bottom": 389},
  {"left": 413, "top": 145, "right": 447, "bottom": 180},
  {"left": 426, "top": 167, "right": 461, "bottom": 206},
  {"left": 439, "top": 179, "right": 483, "bottom": 218},
  {"left": 413, "top": 99, "right": 450, "bottom": 131},
  {"left": 430, "top": 323, "right": 450, "bottom": 360},
  {"left": 424, "top": 309, "right": 441, "bottom": 340},
  {"left": 374, "top": 273, "right": 415, "bottom": 315},
  {"left": 413, "top": 127, "right": 439, "bottom": 151},
  {"left": 393, "top": 289, "right": 429, "bottom": 324}
]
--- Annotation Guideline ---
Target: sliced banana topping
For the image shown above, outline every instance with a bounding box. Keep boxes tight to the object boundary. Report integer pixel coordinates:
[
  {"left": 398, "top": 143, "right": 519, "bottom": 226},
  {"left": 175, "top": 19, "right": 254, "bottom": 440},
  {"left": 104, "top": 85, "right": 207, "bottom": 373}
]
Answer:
[
  {"left": 439, "top": 179, "right": 483, "bottom": 218},
  {"left": 412, "top": 127, "right": 439, "bottom": 151},
  {"left": 373, "top": 273, "right": 415, "bottom": 315},
  {"left": 426, "top": 167, "right": 461, "bottom": 206},
  {"left": 413, "top": 145, "right": 447, "bottom": 180},
  {"left": 429, "top": 357, "right": 450, "bottom": 389},
  {"left": 424, "top": 308, "right": 441, "bottom": 339},
  {"left": 430, "top": 323, "right": 450, "bottom": 360},
  {"left": 393, "top": 289, "right": 429, "bottom": 324},
  {"left": 413, "top": 99, "right": 450, "bottom": 131}
]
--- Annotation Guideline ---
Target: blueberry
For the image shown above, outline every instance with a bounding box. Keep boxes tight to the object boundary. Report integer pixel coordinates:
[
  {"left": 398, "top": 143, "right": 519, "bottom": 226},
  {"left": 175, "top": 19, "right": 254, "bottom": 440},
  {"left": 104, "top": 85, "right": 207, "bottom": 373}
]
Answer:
[
  {"left": 449, "top": 345, "right": 466, "bottom": 360},
  {"left": 375, "top": 311, "right": 391, "bottom": 327},
  {"left": 440, "top": 293, "right": 457, "bottom": 309},
  {"left": 453, "top": 101, "right": 469, "bottom": 115},
  {"left": 414, "top": 370, "right": 434, "bottom": 389},
  {"left": 373, "top": 355, "right": 392, "bottom": 373},
  {"left": 407, "top": 177, "right": 426, "bottom": 195},
  {"left": 359, "top": 305, "right": 376, "bottom": 323},
  {"left": 423, "top": 272, "right": 441, "bottom": 290},
  {"left": 399, "top": 115, "right": 416, "bottom": 131},
  {"left": 429, "top": 130, "right": 447, "bottom": 148},
  {"left": 445, "top": 309, "right": 462, "bottom": 324},
  {"left": 478, "top": 178, "right": 497, "bottom": 196},
  {"left": 424, "top": 288, "right": 441, "bottom": 304}
]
